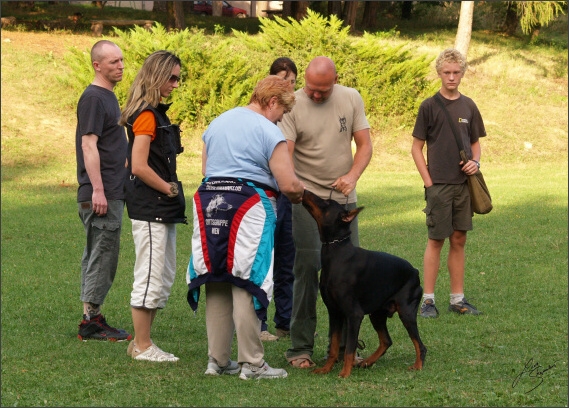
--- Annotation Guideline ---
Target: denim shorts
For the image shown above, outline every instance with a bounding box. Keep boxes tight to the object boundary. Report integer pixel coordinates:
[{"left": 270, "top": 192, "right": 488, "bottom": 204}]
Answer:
[{"left": 423, "top": 183, "right": 472, "bottom": 240}]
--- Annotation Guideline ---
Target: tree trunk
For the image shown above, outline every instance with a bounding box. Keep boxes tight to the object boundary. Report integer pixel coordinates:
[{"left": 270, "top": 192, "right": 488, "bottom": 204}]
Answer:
[
  {"left": 310, "top": 1, "right": 326, "bottom": 16},
  {"left": 283, "top": 0, "right": 321, "bottom": 20},
  {"left": 294, "top": 1, "right": 309, "bottom": 20},
  {"left": 183, "top": 1, "right": 194, "bottom": 14},
  {"left": 153, "top": 1, "right": 167, "bottom": 12},
  {"left": 282, "top": 1, "right": 293, "bottom": 19},
  {"left": 212, "top": 1, "right": 223, "bottom": 17},
  {"left": 361, "top": 1, "right": 379, "bottom": 30},
  {"left": 328, "top": 0, "right": 343, "bottom": 18},
  {"left": 502, "top": 2, "right": 518, "bottom": 36},
  {"left": 166, "top": 1, "right": 174, "bottom": 30},
  {"left": 343, "top": 0, "right": 358, "bottom": 33},
  {"left": 173, "top": 0, "right": 185, "bottom": 30},
  {"left": 530, "top": 22, "right": 541, "bottom": 43},
  {"left": 454, "top": 0, "right": 474, "bottom": 60},
  {"left": 401, "top": 1, "right": 413, "bottom": 20}
]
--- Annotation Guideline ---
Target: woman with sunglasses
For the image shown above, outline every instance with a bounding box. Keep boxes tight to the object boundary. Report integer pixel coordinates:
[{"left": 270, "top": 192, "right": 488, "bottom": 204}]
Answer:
[{"left": 119, "top": 50, "right": 186, "bottom": 362}]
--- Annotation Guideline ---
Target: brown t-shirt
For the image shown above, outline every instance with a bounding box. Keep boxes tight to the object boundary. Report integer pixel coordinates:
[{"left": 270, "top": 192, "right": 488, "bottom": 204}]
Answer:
[
  {"left": 412, "top": 93, "right": 486, "bottom": 184},
  {"left": 278, "top": 84, "right": 370, "bottom": 203}
]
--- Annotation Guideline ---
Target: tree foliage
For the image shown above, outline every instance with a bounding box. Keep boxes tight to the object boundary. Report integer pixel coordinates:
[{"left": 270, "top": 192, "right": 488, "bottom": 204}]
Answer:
[
  {"left": 60, "top": 10, "right": 436, "bottom": 132},
  {"left": 234, "top": 10, "right": 437, "bottom": 128},
  {"left": 515, "top": 1, "right": 566, "bottom": 35}
]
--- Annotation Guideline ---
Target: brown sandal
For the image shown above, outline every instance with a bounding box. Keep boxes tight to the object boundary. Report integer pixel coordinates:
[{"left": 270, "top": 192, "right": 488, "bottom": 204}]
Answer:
[{"left": 288, "top": 357, "right": 316, "bottom": 369}]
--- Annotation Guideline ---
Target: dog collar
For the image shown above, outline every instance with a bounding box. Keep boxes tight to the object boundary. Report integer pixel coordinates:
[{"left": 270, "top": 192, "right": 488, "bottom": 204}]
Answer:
[{"left": 322, "top": 235, "right": 350, "bottom": 245}]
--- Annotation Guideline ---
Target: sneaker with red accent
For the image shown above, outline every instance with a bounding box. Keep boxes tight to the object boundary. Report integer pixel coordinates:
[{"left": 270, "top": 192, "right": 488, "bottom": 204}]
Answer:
[{"left": 78, "top": 314, "right": 132, "bottom": 341}]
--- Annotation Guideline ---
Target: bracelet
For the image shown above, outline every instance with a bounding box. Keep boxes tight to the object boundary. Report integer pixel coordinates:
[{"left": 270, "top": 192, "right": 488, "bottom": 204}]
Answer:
[
  {"left": 167, "top": 181, "right": 178, "bottom": 198},
  {"left": 472, "top": 160, "right": 480, "bottom": 168}
]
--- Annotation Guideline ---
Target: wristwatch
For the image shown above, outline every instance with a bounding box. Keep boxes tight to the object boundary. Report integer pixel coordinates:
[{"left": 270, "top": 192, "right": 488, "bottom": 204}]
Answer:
[
  {"left": 167, "top": 182, "right": 179, "bottom": 198},
  {"left": 472, "top": 160, "right": 480, "bottom": 169}
]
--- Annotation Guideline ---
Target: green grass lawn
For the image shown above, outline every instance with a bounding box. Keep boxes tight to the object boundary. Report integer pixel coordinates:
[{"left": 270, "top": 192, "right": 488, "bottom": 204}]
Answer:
[
  {"left": 1, "top": 162, "right": 567, "bottom": 406},
  {"left": 1, "top": 9, "right": 568, "bottom": 406}
]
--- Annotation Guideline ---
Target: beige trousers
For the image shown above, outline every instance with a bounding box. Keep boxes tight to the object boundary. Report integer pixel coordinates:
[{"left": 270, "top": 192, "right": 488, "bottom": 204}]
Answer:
[{"left": 205, "top": 282, "right": 265, "bottom": 367}]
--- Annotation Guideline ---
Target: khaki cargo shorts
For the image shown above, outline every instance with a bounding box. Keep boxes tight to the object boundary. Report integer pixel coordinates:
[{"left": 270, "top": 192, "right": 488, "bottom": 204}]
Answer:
[{"left": 423, "top": 183, "right": 473, "bottom": 240}]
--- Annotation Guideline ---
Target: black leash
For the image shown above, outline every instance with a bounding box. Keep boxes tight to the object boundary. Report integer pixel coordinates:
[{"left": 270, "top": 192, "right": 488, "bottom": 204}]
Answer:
[{"left": 328, "top": 187, "right": 349, "bottom": 209}]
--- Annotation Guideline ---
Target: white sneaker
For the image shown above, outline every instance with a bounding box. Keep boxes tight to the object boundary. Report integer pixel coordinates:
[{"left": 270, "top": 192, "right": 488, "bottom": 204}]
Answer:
[
  {"left": 259, "top": 330, "right": 279, "bottom": 341},
  {"left": 132, "top": 344, "right": 179, "bottom": 362},
  {"left": 239, "top": 362, "right": 288, "bottom": 380},
  {"left": 128, "top": 340, "right": 175, "bottom": 358},
  {"left": 204, "top": 358, "right": 241, "bottom": 375}
]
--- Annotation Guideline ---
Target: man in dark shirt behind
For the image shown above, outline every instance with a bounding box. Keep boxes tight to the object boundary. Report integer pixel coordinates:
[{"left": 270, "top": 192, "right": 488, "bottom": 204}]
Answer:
[{"left": 75, "top": 40, "right": 131, "bottom": 341}]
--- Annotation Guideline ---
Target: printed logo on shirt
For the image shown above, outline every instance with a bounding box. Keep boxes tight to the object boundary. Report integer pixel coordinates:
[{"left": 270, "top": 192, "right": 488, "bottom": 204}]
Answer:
[
  {"left": 206, "top": 193, "right": 233, "bottom": 218},
  {"left": 339, "top": 116, "right": 347, "bottom": 133},
  {"left": 458, "top": 118, "right": 469, "bottom": 124}
]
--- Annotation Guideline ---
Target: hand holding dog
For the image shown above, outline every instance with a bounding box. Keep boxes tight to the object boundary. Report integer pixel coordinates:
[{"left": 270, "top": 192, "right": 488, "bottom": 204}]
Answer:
[{"left": 331, "top": 174, "right": 357, "bottom": 197}]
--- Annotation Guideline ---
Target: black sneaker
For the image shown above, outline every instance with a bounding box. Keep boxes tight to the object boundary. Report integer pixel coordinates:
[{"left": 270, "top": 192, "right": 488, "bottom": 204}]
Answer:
[
  {"left": 78, "top": 314, "right": 132, "bottom": 341},
  {"left": 448, "top": 298, "right": 482, "bottom": 315},
  {"left": 420, "top": 299, "right": 439, "bottom": 318}
]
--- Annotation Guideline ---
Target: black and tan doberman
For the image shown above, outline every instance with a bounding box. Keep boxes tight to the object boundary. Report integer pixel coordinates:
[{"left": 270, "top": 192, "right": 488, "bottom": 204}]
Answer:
[{"left": 302, "top": 189, "right": 427, "bottom": 378}]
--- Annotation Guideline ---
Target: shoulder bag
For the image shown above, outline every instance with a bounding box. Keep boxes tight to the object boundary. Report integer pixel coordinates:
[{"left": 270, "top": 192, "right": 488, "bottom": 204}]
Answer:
[{"left": 434, "top": 93, "right": 492, "bottom": 215}]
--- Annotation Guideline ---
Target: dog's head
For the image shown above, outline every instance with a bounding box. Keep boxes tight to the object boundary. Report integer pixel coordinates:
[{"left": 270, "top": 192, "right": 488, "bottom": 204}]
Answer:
[{"left": 302, "top": 189, "right": 364, "bottom": 244}]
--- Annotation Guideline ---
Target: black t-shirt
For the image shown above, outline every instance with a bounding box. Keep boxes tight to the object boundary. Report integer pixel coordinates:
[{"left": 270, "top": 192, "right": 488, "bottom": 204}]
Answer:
[
  {"left": 413, "top": 93, "right": 486, "bottom": 184},
  {"left": 75, "top": 84, "right": 127, "bottom": 202}
]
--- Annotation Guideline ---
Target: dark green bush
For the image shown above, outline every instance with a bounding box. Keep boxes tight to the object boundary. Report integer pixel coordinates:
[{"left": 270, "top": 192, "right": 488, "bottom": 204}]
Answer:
[
  {"left": 234, "top": 10, "right": 437, "bottom": 129},
  {"left": 60, "top": 10, "right": 437, "bottom": 133}
]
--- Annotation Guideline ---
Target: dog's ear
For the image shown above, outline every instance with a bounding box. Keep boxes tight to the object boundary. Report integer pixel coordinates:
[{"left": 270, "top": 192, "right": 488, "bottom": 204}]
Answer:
[{"left": 342, "top": 206, "right": 364, "bottom": 223}]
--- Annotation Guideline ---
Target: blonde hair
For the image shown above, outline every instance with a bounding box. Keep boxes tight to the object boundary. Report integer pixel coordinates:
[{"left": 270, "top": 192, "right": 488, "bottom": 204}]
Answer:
[
  {"left": 249, "top": 75, "right": 296, "bottom": 112},
  {"left": 119, "top": 50, "right": 181, "bottom": 126},
  {"left": 435, "top": 48, "right": 467, "bottom": 74}
]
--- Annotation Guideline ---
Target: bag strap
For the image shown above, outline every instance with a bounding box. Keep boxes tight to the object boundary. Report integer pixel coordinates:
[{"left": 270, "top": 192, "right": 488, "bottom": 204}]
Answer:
[{"left": 433, "top": 93, "right": 469, "bottom": 162}]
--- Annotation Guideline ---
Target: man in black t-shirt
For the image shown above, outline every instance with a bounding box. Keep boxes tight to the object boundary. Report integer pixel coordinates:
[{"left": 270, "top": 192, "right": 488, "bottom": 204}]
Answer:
[
  {"left": 411, "top": 48, "right": 486, "bottom": 319},
  {"left": 75, "top": 40, "right": 130, "bottom": 341}
]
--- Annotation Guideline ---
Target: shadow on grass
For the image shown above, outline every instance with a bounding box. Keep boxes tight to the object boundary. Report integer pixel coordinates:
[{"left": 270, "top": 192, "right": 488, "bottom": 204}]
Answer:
[{"left": 1, "top": 175, "right": 567, "bottom": 406}]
